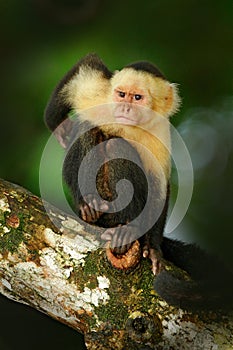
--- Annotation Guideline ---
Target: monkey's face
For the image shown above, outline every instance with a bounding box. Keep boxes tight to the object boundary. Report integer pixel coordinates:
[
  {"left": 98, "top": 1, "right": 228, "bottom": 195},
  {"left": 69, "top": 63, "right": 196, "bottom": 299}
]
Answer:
[{"left": 112, "top": 86, "right": 153, "bottom": 126}]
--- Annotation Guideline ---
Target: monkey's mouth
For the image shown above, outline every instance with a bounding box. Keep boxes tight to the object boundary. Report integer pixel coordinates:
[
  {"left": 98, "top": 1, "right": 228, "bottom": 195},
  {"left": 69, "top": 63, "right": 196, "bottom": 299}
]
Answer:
[{"left": 115, "top": 115, "right": 138, "bottom": 125}]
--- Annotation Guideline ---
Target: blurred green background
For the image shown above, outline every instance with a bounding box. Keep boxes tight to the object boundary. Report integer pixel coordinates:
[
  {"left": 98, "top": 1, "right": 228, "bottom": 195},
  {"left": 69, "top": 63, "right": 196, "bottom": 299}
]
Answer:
[{"left": 0, "top": 0, "right": 232, "bottom": 349}]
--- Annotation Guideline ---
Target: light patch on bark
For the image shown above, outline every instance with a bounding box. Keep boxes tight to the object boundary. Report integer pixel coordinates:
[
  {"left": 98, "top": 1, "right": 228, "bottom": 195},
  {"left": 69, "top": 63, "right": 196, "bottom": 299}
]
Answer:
[
  {"left": 0, "top": 258, "right": 110, "bottom": 328},
  {"left": 43, "top": 227, "right": 100, "bottom": 268},
  {"left": 97, "top": 276, "right": 110, "bottom": 289},
  {"left": 82, "top": 285, "right": 110, "bottom": 307},
  {"left": 61, "top": 217, "right": 83, "bottom": 232},
  {"left": 1, "top": 278, "right": 12, "bottom": 290},
  {"left": 159, "top": 309, "right": 233, "bottom": 349},
  {"left": 0, "top": 198, "right": 11, "bottom": 213},
  {"left": 2, "top": 226, "right": 10, "bottom": 234}
]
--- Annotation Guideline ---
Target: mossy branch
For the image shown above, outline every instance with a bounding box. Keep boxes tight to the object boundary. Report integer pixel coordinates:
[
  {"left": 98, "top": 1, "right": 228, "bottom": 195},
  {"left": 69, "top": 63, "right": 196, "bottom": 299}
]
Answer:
[{"left": 0, "top": 179, "right": 232, "bottom": 349}]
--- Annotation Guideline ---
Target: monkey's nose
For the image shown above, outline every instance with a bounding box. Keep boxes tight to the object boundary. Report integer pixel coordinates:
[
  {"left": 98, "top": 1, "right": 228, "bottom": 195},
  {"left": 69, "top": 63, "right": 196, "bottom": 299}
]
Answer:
[{"left": 122, "top": 103, "right": 131, "bottom": 113}]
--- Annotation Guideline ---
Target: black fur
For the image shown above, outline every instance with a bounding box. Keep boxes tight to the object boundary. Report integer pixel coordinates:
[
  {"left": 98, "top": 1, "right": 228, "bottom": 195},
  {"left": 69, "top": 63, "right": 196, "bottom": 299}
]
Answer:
[
  {"left": 125, "top": 61, "right": 166, "bottom": 79},
  {"left": 63, "top": 121, "right": 167, "bottom": 245},
  {"left": 156, "top": 237, "right": 233, "bottom": 310}
]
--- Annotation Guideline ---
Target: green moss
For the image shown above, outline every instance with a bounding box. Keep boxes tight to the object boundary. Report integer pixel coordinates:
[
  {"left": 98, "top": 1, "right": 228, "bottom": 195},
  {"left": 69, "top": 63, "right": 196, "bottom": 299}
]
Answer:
[
  {"left": 68, "top": 250, "right": 103, "bottom": 292},
  {"left": 0, "top": 212, "right": 6, "bottom": 229},
  {"left": 135, "top": 260, "right": 158, "bottom": 313},
  {"left": 83, "top": 250, "right": 102, "bottom": 276},
  {"left": 90, "top": 257, "right": 156, "bottom": 329},
  {"left": 70, "top": 246, "right": 162, "bottom": 330},
  {"left": 0, "top": 213, "right": 26, "bottom": 254},
  {"left": 93, "top": 296, "right": 129, "bottom": 329},
  {"left": 86, "top": 279, "right": 98, "bottom": 290},
  {"left": 0, "top": 227, "right": 24, "bottom": 254}
]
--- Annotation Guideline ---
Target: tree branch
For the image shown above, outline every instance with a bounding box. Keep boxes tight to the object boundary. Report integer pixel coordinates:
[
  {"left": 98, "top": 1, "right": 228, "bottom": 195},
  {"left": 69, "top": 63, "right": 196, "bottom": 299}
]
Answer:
[{"left": 0, "top": 179, "right": 232, "bottom": 349}]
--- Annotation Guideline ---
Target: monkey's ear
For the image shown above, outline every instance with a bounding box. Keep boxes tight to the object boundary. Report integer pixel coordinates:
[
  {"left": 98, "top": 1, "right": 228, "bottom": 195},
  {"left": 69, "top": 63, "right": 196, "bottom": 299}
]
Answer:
[
  {"left": 152, "top": 80, "right": 181, "bottom": 118},
  {"left": 165, "top": 83, "right": 181, "bottom": 117}
]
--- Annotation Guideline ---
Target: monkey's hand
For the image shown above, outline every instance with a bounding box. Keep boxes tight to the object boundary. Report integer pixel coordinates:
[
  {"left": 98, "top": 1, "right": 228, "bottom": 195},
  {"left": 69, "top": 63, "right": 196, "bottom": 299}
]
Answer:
[
  {"left": 101, "top": 224, "right": 140, "bottom": 255},
  {"left": 79, "top": 194, "right": 109, "bottom": 223},
  {"left": 53, "top": 118, "right": 74, "bottom": 148},
  {"left": 142, "top": 244, "right": 163, "bottom": 275}
]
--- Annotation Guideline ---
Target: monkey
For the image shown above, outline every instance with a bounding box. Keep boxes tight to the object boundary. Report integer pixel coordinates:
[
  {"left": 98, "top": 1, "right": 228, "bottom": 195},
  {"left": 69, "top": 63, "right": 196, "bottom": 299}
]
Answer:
[
  {"left": 44, "top": 53, "right": 233, "bottom": 311},
  {"left": 44, "top": 53, "right": 178, "bottom": 273}
]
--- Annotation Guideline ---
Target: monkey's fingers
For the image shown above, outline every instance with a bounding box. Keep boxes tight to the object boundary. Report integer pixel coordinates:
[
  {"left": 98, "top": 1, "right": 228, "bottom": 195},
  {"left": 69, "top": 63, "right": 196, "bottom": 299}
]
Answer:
[
  {"left": 101, "top": 226, "right": 128, "bottom": 253},
  {"left": 80, "top": 201, "right": 99, "bottom": 223},
  {"left": 54, "top": 128, "right": 68, "bottom": 149},
  {"left": 111, "top": 225, "right": 139, "bottom": 255},
  {"left": 110, "top": 226, "right": 129, "bottom": 255},
  {"left": 101, "top": 227, "right": 115, "bottom": 241},
  {"left": 101, "top": 225, "right": 139, "bottom": 255},
  {"left": 80, "top": 195, "right": 109, "bottom": 223},
  {"left": 53, "top": 118, "right": 74, "bottom": 148},
  {"left": 143, "top": 245, "right": 163, "bottom": 275}
]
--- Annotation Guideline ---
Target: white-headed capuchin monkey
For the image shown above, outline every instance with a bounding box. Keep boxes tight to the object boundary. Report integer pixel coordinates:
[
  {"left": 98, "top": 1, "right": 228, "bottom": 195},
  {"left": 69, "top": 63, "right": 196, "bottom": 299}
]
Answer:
[{"left": 44, "top": 53, "right": 233, "bottom": 311}]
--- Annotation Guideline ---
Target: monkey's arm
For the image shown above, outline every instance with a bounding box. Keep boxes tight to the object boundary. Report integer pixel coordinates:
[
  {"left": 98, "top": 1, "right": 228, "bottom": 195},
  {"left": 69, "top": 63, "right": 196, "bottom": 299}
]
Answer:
[
  {"left": 64, "top": 134, "right": 148, "bottom": 254},
  {"left": 44, "top": 53, "right": 112, "bottom": 147},
  {"left": 62, "top": 126, "right": 106, "bottom": 205}
]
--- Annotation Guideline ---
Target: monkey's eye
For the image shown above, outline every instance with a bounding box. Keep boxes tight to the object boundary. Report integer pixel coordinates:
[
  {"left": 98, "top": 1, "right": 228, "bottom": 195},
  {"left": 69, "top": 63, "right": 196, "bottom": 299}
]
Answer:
[
  {"left": 134, "top": 94, "right": 142, "bottom": 101},
  {"left": 118, "top": 91, "right": 126, "bottom": 98}
]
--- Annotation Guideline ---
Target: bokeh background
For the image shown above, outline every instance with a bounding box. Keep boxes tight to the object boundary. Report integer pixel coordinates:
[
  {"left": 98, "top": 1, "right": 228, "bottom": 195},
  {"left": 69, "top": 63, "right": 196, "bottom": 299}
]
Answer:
[{"left": 0, "top": 0, "right": 232, "bottom": 349}]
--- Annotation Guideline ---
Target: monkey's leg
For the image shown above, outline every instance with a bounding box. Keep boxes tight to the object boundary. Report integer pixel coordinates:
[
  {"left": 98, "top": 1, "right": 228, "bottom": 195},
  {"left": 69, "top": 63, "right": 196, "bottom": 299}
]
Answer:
[
  {"left": 141, "top": 186, "right": 170, "bottom": 275},
  {"left": 140, "top": 220, "right": 165, "bottom": 275},
  {"left": 79, "top": 194, "right": 109, "bottom": 223}
]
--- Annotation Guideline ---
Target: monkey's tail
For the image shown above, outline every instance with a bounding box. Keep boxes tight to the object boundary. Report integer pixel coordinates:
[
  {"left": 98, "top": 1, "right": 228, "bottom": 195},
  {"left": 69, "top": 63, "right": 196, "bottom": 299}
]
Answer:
[{"left": 154, "top": 237, "right": 233, "bottom": 311}]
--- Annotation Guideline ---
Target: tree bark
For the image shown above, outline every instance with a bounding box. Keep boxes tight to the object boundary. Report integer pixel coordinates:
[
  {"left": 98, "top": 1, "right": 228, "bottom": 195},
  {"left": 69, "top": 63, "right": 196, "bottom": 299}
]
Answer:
[{"left": 0, "top": 178, "right": 232, "bottom": 349}]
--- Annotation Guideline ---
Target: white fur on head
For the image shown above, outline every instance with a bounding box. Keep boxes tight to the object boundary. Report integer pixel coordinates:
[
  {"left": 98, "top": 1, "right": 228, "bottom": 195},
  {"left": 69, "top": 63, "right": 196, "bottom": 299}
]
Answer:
[
  {"left": 60, "top": 64, "right": 181, "bottom": 120},
  {"left": 111, "top": 68, "right": 181, "bottom": 118}
]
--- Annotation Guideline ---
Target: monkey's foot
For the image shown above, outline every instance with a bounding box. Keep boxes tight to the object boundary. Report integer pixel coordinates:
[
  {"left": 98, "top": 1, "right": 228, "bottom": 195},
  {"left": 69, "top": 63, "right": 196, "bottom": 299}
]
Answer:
[
  {"left": 79, "top": 194, "right": 109, "bottom": 223},
  {"left": 142, "top": 245, "right": 163, "bottom": 275},
  {"left": 101, "top": 225, "right": 140, "bottom": 255}
]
